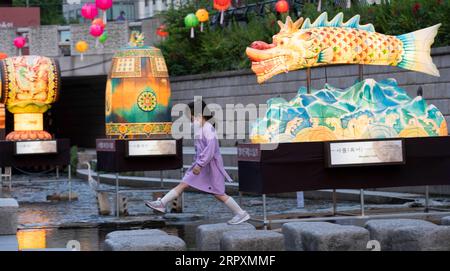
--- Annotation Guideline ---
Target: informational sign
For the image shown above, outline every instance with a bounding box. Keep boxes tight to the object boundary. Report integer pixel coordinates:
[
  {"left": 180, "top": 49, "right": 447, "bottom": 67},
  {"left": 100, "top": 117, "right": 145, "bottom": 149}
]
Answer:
[
  {"left": 325, "top": 139, "right": 405, "bottom": 167},
  {"left": 237, "top": 144, "right": 261, "bottom": 162},
  {"left": 96, "top": 139, "right": 116, "bottom": 152},
  {"left": 126, "top": 140, "right": 176, "bottom": 157},
  {"left": 15, "top": 140, "right": 58, "bottom": 155}
]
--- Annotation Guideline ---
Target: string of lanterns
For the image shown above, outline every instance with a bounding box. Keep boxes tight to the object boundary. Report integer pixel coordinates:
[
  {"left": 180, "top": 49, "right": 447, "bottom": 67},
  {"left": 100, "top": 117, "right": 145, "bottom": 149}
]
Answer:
[
  {"left": 179, "top": 0, "right": 290, "bottom": 39},
  {"left": 75, "top": 0, "right": 112, "bottom": 60}
]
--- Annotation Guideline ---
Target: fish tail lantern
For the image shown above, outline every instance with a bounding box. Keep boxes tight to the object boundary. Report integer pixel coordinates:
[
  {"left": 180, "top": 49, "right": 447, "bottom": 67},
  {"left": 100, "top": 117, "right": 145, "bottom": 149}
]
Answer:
[
  {"left": 247, "top": 12, "right": 441, "bottom": 84},
  {"left": 196, "top": 9, "right": 209, "bottom": 32},
  {"left": 214, "top": 0, "right": 231, "bottom": 25},
  {"left": 184, "top": 14, "right": 199, "bottom": 38},
  {"left": 105, "top": 32, "right": 172, "bottom": 139},
  {"left": 0, "top": 56, "right": 60, "bottom": 141},
  {"left": 81, "top": 3, "right": 98, "bottom": 20},
  {"left": 95, "top": 0, "right": 113, "bottom": 24}
]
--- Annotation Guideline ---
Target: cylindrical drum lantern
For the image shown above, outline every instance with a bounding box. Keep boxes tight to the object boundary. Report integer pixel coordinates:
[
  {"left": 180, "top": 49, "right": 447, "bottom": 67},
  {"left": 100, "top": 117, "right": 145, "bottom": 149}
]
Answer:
[
  {"left": 105, "top": 32, "right": 172, "bottom": 138},
  {"left": 0, "top": 56, "right": 60, "bottom": 141}
]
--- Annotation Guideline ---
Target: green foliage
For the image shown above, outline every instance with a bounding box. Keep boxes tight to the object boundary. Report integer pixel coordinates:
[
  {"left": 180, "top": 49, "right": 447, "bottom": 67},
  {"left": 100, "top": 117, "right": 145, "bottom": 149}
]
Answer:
[
  {"left": 158, "top": 0, "right": 450, "bottom": 76},
  {"left": 70, "top": 145, "right": 78, "bottom": 175},
  {"left": 13, "top": 0, "right": 65, "bottom": 25}
]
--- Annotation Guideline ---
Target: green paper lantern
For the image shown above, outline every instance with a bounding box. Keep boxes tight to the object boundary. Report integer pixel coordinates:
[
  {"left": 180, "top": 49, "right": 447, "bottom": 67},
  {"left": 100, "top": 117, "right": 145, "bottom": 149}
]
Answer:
[
  {"left": 184, "top": 13, "right": 199, "bottom": 38},
  {"left": 99, "top": 31, "right": 108, "bottom": 44},
  {"left": 184, "top": 13, "right": 199, "bottom": 28}
]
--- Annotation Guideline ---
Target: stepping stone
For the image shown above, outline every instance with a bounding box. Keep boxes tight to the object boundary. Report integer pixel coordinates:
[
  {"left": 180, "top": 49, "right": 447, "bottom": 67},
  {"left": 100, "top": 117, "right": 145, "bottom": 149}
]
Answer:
[
  {"left": 390, "top": 225, "right": 450, "bottom": 251},
  {"left": 442, "top": 216, "right": 450, "bottom": 226},
  {"left": 364, "top": 219, "right": 436, "bottom": 251},
  {"left": 0, "top": 198, "right": 19, "bottom": 235},
  {"left": 163, "top": 213, "right": 204, "bottom": 221},
  {"left": 104, "top": 229, "right": 185, "bottom": 251},
  {"left": 196, "top": 223, "right": 255, "bottom": 251},
  {"left": 0, "top": 235, "right": 19, "bottom": 251},
  {"left": 221, "top": 230, "right": 284, "bottom": 251},
  {"left": 282, "top": 222, "right": 369, "bottom": 251}
]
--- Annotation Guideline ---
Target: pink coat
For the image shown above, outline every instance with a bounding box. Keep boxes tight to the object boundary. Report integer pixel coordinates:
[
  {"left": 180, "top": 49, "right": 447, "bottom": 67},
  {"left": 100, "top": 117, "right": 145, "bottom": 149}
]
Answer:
[{"left": 182, "top": 122, "right": 233, "bottom": 195}]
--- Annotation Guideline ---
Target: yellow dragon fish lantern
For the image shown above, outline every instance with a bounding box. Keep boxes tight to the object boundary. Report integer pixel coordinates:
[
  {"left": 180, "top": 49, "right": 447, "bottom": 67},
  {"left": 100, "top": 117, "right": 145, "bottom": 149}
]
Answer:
[
  {"left": 247, "top": 12, "right": 440, "bottom": 83},
  {"left": 0, "top": 55, "right": 60, "bottom": 141}
]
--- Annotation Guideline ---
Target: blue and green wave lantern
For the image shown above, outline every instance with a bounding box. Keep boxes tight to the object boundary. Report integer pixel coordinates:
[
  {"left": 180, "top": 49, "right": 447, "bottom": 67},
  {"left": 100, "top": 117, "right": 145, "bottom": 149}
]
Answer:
[{"left": 250, "top": 78, "right": 448, "bottom": 143}]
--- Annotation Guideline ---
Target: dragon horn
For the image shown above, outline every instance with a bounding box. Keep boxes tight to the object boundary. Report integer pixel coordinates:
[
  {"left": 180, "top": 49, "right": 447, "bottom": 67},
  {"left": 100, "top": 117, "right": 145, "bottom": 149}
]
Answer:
[
  {"left": 293, "top": 17, "right": 304, "bottom": 30},
  {"left": 277, "top": 20, "right": 284, "bottom": 30}
]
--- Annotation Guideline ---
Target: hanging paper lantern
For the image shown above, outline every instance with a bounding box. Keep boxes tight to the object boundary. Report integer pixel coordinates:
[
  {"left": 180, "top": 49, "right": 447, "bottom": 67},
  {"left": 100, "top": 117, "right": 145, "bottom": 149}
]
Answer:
[
  {"left": 13, "top": 36, "right": 26, "bottom": 55},
  {"left": 0, "top": 52, "right": 7, "bottom": 60},
  {"left": 13, "top": 36, "right": 26, "bottom": 49},
  {"left": 95, "top": 0, "right": 113, "bottom": 24},
  {"left": 184, "top": 13, "right": 199, "bottom": 39},
  {"left": 81, "top": 3, "right": 98, "bottom": 20},
  {"left": 90, "top": 24, "right": 104, "bottom": 37},
  {"left": 98, "top": 31, "right": 108, "bottom": 44},
  {"left": 92, "top": 18, "right": 105, "bottom": 29},
  {"left": 275, "top": 0, "right": 289, "bottom": 13},
  {"left": 156, "top": 25, "right": 169, "bottom": 38},
  {"left": 95, "top": 0, "right": 113, "bottom": 10},
  {"left": 196, "top": 9, "right": 209, "bottom": 32},
  {"left": 214, "top": 0, "right": 231, "bottom": 25},
  {"left": 75, "top": 40, "right": 89, "bottom": 61}
]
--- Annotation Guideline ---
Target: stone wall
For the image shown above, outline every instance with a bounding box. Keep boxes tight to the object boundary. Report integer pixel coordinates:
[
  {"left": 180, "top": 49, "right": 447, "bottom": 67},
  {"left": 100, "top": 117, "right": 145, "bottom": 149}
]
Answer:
[
  {"left": 170, "top": 46, "right": 450, "bottom": 146},
  {"left": 70, "top": 22, "right": 130, "bottom": 57},
  {"left": 29, "top": 25, "right": 59, "bottom": 57},
  {"left": 0, "top": 28, "right": 16, "bottom": 56}
]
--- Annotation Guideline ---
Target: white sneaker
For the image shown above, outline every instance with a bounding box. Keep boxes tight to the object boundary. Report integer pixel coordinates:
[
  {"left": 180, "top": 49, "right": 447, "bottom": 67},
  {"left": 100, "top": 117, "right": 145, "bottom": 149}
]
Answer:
[
  {"left": 227, "top": 211, "right": 250, "bottom": 225},
  {"left": 144, "top": 199, "right": 166, "bottom": 213}
]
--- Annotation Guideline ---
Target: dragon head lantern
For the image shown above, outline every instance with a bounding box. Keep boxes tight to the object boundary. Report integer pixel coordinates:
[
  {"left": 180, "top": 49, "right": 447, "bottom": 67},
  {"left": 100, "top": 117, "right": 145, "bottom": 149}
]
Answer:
[
  {"left": 0, "top": 56, "right": 60, "bottom": 141},
  {"left": 247, "top": 13, "right": 440, "bottom": 84}
]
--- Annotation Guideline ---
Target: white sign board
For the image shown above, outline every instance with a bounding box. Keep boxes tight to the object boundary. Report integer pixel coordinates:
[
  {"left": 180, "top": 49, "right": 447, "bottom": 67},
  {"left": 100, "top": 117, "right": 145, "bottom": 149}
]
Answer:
[
  {"left": 15, "top": 140, "right": 58, "bottom": 155},
  {"left": 127, "top": 140, "right": 176, "bottom": 157},
  {"left": 327, "top": 140, "right": 404, "bottom": 167}
]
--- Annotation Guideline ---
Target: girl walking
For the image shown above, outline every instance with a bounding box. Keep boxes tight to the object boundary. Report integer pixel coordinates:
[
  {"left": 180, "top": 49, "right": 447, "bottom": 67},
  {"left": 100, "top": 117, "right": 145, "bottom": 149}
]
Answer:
[{"left": 145, "top": 101, "right": 250, "bottom": 225}]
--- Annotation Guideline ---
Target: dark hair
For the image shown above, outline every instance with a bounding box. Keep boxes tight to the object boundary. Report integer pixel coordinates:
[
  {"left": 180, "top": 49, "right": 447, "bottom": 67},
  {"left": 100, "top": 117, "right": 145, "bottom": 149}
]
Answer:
[{"left": 188, "top": 100, "right": 213, "bottom": 121}]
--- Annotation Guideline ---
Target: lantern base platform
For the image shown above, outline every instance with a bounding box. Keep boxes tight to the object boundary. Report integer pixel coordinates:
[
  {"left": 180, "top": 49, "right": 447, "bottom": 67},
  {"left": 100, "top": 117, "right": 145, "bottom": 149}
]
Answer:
[
  {"left": 238, "top": 136, "right": 450, "bottom": 194},
  {"left": 6, "top": 130, "right": 52, "bottom": 141},
  {"left": 96, "top": 138, "right": 183, "bottom": 173}
]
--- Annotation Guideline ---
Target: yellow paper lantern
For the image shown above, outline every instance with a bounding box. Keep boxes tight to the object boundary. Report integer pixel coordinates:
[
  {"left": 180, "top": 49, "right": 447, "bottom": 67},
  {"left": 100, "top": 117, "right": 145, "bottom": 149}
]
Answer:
[
  {"left": 75, "top": 40, "right": 89, "bottom": 61},
  {"left": 195, "top": 9, "right": 209, "bottom": 32}
]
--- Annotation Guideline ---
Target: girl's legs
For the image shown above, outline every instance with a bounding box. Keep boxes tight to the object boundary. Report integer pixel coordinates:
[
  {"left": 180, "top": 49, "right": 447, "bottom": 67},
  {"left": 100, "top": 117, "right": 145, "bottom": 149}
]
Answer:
[
  {"left": 145, "top": 182, "right": 189, "bottom": 212},
  {"left": 214, "top": 194, "right": 250, "bottom": 224},
  {"left": 160, "top": 182, "right": 189, "bottom": 206}
]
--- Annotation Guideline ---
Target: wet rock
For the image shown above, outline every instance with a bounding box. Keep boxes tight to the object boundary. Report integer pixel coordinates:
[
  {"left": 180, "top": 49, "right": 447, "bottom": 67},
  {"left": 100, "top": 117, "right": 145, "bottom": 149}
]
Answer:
[
  {"left": 163, "top": 213, "right": 204, "bottom": 221},
  {"left": 282, "top": 222, "right": 369, "bottom": 251},
  {"left": 221, "top": 230, "right": 284, "bottom": 251},
  {"left": 0, "top": 198, "right": 18, "bottom": 235},
  {"left": 442, "top": 216, "right": 450, "bottom": 226},
  {"left": 364, "top": 219, "right": 437, "bottom": 251},
  {"left": 104, "top": 229, "right": 186, "bottom": 251},
  {"left": 196, "top": 223, "right": 256, "bottom": 251},
  {"left": 390, "top": 225, "right": 450, "bottom": 251},
  {"left": 106, "top": 229, "right": 167, "bottom": 239}
]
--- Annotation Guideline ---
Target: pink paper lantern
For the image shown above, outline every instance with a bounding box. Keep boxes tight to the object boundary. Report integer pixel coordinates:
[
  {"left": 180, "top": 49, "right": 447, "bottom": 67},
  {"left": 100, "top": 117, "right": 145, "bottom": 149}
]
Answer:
[
  {"left": 95, "top": 0, "right": 113, "bottom": 11},
  {"left": 90, "top": 24, "right": 104, "bottom": 37},
  {"left": 81, "top": 3, "right": 98, "bottom": 20},
  {"left": 13, "top": 37, "right": 26, "bottom": 49}
]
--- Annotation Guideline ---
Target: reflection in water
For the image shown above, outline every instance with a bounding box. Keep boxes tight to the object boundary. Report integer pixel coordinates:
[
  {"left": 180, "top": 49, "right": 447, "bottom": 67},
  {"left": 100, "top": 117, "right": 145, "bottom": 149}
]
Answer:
[
  {"left": 17, "top": 229, "right": 46, "bottom": 250},
  {"left": 16, "top": 224, "right": 200, "bottom": 251}
]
